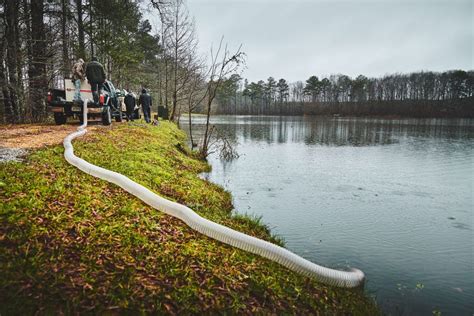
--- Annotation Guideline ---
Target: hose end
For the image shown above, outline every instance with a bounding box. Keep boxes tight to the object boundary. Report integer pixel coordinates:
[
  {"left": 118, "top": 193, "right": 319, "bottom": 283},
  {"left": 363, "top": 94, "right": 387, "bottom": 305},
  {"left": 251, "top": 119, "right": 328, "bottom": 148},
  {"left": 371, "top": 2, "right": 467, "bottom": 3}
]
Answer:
[{"left": 349, "top": 268, "right": 365, "bottom": 288}]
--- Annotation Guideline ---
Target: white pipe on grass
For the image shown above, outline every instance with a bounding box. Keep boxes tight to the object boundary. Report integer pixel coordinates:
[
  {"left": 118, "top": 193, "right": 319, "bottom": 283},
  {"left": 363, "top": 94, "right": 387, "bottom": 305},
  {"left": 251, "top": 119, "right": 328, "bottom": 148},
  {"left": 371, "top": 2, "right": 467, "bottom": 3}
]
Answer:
[{"left": 62, "top": 100, "right": 365, "bottom": 288}]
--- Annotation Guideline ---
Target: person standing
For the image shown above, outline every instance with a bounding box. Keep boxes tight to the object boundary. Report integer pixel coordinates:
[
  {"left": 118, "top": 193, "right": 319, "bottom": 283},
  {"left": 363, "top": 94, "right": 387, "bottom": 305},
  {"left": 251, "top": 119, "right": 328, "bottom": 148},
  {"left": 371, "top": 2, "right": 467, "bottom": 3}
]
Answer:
[
  {"left": 138, "top": 88, "right": 152, "bottom": 123},
  {"left": 71, "top": 58, "right": 85, "bottom": 102},
  {"left": 85, "top": 56, "right": 106, "bottom": 103},
  {"left": 124, "top": 91, "right": 136, "bottom": 121},
  {"left": 117, "top": 89, "right": 126, "bottom": 114}
]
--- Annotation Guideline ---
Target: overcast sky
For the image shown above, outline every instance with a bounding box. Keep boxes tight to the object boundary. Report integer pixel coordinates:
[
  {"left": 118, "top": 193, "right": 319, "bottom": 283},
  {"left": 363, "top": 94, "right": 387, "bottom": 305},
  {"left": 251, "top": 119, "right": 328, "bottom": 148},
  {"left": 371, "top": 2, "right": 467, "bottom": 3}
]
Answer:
[{"left": 185, "top": 0, "right": 473, "bottom": 83}]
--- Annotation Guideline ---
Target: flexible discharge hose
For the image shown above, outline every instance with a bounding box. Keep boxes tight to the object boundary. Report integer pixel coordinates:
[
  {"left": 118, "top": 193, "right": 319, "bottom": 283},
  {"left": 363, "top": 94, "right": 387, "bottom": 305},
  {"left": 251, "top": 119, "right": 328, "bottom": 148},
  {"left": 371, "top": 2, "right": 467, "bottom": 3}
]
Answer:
[{"left": 63, "top": 100, "right": 365, "bottom": 288}]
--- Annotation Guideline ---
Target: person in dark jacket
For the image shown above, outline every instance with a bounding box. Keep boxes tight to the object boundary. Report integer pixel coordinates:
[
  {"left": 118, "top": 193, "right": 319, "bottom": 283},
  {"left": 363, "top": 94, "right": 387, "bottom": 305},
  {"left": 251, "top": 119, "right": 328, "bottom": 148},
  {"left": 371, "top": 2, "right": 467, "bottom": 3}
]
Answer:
[
  {"left": 124, "top": 91, "right": 136, "bottom": 121},
  {"left": 138, "top": 88, "right": 152, "bottom": 123},
  {"left": 85, "top": 56, "right": 106, "bottom": 103}
]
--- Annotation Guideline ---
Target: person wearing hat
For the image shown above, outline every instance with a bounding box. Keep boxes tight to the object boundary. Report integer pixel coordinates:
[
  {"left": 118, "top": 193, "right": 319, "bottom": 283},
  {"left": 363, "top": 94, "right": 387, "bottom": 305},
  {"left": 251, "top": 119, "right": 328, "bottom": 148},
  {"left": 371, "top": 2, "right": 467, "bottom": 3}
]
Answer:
[
  {"left": 71, "top": 58, "right": 85, "bottom": 102},
  {"left": 138, "top": 88, "right": 152, "bottom": 123},
  {"left": 85, "top": 56, "right": 106, "bottom": 103}
]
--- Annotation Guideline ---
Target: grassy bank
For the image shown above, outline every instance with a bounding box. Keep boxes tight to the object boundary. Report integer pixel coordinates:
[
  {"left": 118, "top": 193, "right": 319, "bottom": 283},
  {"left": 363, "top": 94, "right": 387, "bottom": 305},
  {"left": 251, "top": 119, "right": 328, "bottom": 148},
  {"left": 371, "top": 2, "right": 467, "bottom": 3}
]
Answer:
[{"left": 0, "top": 121, "right": 378, "bottom": 314}]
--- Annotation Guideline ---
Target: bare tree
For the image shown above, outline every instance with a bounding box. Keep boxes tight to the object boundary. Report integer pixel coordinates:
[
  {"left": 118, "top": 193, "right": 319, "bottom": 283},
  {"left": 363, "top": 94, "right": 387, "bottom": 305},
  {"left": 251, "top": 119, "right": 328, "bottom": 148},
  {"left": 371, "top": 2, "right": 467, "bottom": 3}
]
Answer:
[
  {"left": 186, "top": 65, "right": 208, "bottom": 149},
  {"left": 200, "top": 38, "right": 245, "bottom": 158},
  {"left": 166, "top": 0, "right": 198, "bottom": 121}
]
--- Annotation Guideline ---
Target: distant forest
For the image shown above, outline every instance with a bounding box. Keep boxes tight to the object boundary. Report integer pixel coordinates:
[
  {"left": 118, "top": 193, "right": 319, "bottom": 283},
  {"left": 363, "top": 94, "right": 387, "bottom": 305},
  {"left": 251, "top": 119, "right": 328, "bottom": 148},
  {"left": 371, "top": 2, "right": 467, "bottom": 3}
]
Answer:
[{"left": 214, "top": 70, "right": 474, "bottom": 117}]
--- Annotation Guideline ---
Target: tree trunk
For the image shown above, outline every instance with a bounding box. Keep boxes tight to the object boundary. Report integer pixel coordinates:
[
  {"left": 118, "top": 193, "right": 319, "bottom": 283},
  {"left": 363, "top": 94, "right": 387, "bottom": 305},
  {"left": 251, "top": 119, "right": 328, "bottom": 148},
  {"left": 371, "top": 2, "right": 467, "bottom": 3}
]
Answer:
[
  {"left": 170, "top": 13, "right": 179, "bottom": 121},
  {"left": 61, "top": 0, "right": 69, "bottom": 77},
  {"left": 22, "top": 0, "right": 33, "bottom": 118},
  {"left": 201, "top": 86, "right": 217, "bottom": 157},
  {"left": 164, "top": 56, "right": 169, "bottom": 109},
  {"left": 5, "top": 0, "right": 20, "bottom": 123},
  {"left": 14, "top": 5, "right": 24, "bottom": 113},
  {"left": 0, "top": 40, "right": 12, "bottom": 124},
  {"left": 89, "top": 0, "right": 94, "bottom": 56},
  {"left": 188, "top": 106, "right": 194, "bottom": 148},
  {"left": 76, "top": 0, "right": 85, "bottom": 58},
  {"left": 29, "top": 0, "right": 47, "bottom": 122}
]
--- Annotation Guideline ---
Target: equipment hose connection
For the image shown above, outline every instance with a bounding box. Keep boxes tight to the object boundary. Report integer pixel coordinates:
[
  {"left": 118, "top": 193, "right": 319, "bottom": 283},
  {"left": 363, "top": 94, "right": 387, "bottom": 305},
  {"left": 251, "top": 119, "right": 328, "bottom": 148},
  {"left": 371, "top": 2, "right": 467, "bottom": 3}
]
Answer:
[{"left": 63, "top": 100, "right": 365, "bottom": 288}]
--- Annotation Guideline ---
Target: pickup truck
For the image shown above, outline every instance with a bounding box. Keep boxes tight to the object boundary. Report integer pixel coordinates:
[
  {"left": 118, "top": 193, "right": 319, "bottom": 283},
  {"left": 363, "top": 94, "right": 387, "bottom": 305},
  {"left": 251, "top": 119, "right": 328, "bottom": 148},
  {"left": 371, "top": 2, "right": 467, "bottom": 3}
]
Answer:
[{"left": 47, "top": 79, "right": 125, "bottom": 125}]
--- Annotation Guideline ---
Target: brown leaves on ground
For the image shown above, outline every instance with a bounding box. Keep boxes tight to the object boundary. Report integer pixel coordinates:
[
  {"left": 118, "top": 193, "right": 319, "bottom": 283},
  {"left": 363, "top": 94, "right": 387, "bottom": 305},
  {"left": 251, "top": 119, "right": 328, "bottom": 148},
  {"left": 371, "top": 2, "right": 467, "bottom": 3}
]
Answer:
[{"left": 0, "top": 123, "right": 104, "bottom": 149}]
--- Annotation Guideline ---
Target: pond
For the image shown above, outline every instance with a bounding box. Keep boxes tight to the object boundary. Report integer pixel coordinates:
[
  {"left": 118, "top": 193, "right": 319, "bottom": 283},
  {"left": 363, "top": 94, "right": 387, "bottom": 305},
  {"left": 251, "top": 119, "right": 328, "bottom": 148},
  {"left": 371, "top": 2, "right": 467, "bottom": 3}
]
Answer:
[{"left": 181, "top": 115, "right": 473, "bottom": 315}]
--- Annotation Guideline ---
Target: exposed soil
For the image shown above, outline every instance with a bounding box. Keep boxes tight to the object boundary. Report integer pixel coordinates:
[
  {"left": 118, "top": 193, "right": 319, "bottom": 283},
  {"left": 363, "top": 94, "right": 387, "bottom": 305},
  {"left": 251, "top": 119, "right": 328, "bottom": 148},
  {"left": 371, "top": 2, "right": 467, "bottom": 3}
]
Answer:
[
  {"left": 0, "top": 122, "right": 106, "bottom": 162},
  {"left": 0, "top": 123, "right": 108, "bottom": 149}
]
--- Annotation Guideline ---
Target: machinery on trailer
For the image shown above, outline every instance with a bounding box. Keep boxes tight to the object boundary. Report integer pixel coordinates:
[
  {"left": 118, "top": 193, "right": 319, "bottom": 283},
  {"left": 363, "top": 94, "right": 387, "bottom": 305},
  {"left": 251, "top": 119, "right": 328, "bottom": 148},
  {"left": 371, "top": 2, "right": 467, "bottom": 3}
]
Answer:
[{"left": 47, "top": 79, "right": 125, "bottom": 125}]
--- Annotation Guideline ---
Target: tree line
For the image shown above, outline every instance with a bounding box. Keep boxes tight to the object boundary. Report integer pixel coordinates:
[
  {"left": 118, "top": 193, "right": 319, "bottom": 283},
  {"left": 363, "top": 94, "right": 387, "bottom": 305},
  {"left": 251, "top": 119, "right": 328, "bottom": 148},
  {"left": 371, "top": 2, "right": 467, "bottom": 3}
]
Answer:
[{"left": 213, "top": 70, "right": 474, "bottom": 117}]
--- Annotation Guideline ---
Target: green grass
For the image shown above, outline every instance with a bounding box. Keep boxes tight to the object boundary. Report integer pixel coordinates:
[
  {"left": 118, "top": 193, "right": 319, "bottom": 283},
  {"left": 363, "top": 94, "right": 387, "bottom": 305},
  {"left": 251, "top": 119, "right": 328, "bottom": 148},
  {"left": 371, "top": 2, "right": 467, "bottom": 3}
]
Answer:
[{"left": 0, "top": 121, "right": 379, "bottom": 314}]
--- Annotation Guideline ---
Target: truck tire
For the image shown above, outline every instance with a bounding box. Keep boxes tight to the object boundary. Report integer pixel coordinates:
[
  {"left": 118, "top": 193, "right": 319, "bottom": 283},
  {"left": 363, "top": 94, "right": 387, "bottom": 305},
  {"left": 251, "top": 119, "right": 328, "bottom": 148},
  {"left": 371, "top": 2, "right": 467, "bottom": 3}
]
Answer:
[
  {"left": 102, "top": 106, "right": 112, "bottom": 126},
  {"left": 54, "top": 112, "right": 67, "bottom": 125}
]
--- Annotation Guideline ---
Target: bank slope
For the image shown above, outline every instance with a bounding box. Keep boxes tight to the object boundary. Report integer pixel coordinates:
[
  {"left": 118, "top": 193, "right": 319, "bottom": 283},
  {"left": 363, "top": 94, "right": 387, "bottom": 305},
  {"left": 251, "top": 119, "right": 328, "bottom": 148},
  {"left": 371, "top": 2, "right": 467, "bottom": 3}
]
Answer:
[{"left": 0, "top": 122, "right": 378, "bottom": 314}]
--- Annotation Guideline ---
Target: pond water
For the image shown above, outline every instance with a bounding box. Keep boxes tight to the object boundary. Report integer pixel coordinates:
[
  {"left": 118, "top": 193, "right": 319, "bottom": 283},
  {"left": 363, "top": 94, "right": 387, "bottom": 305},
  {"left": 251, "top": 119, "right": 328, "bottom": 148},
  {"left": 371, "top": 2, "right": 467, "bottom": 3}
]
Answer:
[{"left": 181, "top": 115, "right": 473, "bottom": 315}]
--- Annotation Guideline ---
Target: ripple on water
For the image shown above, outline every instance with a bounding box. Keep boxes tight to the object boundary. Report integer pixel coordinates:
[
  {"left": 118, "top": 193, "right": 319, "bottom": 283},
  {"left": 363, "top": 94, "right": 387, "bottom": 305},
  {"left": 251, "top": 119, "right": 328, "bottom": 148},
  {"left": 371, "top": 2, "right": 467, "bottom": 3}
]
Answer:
[{"left": 451, "top": 222, "right": 472, "bottom": 231}]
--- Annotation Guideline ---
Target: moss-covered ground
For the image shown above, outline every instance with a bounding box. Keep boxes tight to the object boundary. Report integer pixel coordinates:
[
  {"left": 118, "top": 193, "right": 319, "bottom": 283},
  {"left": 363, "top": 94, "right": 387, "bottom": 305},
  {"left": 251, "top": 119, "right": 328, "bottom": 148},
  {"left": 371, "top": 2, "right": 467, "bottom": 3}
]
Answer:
[{"left": 0, "top": 121, "right": 379, "bottom": 314}]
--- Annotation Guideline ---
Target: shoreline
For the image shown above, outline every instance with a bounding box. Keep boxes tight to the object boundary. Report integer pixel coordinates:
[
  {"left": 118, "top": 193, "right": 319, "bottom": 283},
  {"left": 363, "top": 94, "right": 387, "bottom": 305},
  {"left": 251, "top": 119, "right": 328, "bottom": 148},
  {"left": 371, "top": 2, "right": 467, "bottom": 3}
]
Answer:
[{"left": 0, "top": 121, "right": 379, "bottom": 314}]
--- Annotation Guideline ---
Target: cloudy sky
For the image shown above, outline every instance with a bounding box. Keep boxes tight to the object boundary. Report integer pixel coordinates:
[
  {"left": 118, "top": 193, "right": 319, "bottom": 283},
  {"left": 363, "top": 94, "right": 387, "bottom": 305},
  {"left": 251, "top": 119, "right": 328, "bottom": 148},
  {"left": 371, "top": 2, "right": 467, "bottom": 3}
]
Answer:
[{"left": 185, "top": 0, "right": 472, "bottom": 83}]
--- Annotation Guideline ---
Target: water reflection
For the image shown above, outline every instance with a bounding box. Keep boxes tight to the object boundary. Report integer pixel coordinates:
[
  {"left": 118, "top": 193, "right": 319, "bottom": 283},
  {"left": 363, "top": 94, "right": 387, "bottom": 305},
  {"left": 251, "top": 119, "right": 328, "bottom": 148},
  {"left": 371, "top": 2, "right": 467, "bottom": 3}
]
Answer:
[{"left": 183, "top": 116, "right": 473, "bottom": 148}]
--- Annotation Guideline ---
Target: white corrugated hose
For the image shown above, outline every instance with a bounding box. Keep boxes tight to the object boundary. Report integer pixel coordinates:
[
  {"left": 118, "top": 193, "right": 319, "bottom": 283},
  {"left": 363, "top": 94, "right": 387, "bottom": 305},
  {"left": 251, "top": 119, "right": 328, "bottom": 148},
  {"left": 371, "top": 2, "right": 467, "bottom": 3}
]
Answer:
[{"left": 62, "top": 100, "right": 365, "bottom": 288}]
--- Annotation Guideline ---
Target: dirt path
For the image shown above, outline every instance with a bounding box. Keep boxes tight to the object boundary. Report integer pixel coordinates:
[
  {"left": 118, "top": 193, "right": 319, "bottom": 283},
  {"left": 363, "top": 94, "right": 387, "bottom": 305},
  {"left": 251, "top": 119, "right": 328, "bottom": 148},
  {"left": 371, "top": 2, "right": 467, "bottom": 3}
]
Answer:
[
  {"left": 0, "top": 123, "right": 105, "bottom": 149},
  {"left": 0, "top": 123, "right": 106, "bottom": 162}
]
